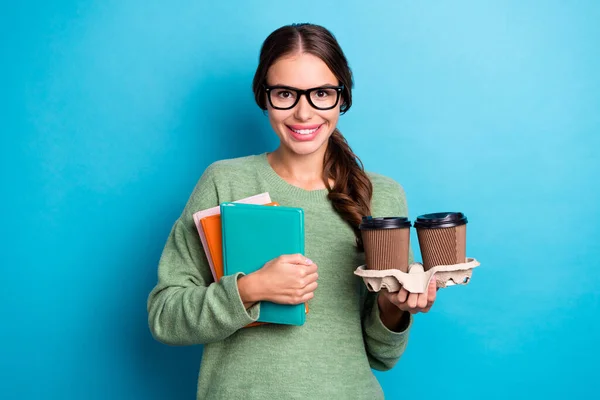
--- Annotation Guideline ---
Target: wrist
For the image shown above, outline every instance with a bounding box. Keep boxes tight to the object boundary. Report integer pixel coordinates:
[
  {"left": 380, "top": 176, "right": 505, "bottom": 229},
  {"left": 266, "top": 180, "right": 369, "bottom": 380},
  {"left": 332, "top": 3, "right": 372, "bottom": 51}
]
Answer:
[
  {"left": 237, "top": 272, "right": 263, "bottom": 306},
  {"left": 377, "top": 293, "right": 409, "bottom": 332}
]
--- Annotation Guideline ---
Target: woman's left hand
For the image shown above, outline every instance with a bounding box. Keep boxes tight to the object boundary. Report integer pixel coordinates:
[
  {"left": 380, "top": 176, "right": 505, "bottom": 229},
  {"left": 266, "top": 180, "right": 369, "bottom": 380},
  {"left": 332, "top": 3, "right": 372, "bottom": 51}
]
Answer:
[{"left": 380, "top": 276, "right": 437, "bottom": 314}]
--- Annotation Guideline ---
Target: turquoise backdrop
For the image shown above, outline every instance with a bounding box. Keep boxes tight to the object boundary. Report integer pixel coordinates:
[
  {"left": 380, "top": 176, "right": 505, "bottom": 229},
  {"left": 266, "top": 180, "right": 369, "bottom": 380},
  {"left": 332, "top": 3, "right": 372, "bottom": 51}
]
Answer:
[{"left": 2, "top": 1, "right": 598, "bottom": 399}]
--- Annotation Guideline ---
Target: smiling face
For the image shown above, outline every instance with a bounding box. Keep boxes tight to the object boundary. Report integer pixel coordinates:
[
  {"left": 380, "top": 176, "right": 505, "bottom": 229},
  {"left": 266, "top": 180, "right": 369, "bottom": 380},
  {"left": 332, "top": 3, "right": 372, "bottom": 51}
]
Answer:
[{"left": 265, "top": 52, "right": 342, "bottom": 157}]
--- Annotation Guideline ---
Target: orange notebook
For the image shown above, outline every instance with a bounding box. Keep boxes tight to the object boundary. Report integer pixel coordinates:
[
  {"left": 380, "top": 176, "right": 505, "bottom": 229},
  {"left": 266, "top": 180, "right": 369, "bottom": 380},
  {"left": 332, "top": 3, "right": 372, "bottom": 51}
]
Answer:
[
  {"left": 200, "top": 202, "right": 308, "bottom": 328},
  {"left": 200, "top": 213, "right": 227, "bottom": 281}
]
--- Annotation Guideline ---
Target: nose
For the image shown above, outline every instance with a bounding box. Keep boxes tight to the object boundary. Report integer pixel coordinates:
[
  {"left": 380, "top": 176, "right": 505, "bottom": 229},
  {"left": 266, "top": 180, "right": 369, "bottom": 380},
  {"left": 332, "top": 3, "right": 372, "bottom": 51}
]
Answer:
[{"left": 293, "top": 93, "right": 313, "bottom": 121}]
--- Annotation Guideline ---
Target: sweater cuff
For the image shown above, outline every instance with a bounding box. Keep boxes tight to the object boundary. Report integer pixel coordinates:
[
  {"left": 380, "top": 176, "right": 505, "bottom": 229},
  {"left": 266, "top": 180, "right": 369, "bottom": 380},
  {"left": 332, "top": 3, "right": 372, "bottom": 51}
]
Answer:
[
  {"left": 220, "top": 272, "right": 260, "bottom": 327},
  {"left": 364, "top": 294, "right": 412, "bottom": 343}
]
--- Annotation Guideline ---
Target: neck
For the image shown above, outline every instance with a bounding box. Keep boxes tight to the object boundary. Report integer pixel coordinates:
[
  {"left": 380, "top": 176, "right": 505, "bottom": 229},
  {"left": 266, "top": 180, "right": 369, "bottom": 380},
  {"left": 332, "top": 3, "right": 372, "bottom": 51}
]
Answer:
[{"left": 268, "top": 144, "right": 329, "bottom": 191}]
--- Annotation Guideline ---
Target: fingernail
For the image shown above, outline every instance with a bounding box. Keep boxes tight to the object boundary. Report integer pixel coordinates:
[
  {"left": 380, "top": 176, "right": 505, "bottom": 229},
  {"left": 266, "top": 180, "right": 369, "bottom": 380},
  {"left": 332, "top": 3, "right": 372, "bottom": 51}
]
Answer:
[{"left": 305, "top": 258, "right": 313, "bottom": 264}]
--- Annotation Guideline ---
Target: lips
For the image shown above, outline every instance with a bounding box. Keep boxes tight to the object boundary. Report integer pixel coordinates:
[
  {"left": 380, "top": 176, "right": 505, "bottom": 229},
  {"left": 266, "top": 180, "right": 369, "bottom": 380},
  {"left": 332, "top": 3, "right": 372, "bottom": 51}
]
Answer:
[
  {"left": 286, "top": 124, "right": 323, "bottom": 141},
  {"left": 287, "top": 124, "right": 322, "bottom": 134}
]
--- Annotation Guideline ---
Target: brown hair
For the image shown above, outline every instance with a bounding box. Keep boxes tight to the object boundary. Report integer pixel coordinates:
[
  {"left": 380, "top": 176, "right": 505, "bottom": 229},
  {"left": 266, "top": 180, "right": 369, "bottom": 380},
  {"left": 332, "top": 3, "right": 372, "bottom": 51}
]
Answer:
[{"left": 252, "top": 23, "right": 373, "bottom": 251}]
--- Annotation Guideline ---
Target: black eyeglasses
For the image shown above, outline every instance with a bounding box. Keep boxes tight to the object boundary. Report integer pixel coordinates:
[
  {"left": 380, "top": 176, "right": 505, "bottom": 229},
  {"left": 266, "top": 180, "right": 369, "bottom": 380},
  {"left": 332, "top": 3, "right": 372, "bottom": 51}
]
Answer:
[{"left": 263, "top": 84, "right": 344, "bottom": 110}]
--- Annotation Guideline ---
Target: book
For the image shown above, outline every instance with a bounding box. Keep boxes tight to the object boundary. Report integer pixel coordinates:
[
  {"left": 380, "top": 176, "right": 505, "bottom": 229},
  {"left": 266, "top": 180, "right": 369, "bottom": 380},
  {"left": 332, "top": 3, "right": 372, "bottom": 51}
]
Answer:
[
  {"left": 220, "top": 202, "right": 306, "bottom": 326},
  {"left": 200, "top": 202, "right": 279, "bottom": 284},
  {"left": 192, "top": 193, "right": 272, "bottom": 281},
  {"left": 200, "top": 202, "right": 279, "bottom": 329}
]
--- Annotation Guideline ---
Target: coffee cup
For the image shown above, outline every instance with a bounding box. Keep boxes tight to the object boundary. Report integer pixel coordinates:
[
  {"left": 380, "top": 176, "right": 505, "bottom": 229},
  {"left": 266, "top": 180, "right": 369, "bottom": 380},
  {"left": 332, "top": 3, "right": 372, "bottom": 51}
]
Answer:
[
  {"left": 359, "top": 216, "right": 412, "bottom": 272},
  {"left": 414, "top": 212, "right": 468, "bottom": 270}
]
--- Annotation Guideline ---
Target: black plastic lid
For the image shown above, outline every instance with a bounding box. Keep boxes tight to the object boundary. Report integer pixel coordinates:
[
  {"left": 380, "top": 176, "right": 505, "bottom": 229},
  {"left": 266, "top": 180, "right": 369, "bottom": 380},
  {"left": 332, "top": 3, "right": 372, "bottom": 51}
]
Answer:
[
  {"left": 359, "top": 216, "right": 411, "bottom": 230},
  {"left": 413, "top": 212, "right": 467, "bottom": 229}
]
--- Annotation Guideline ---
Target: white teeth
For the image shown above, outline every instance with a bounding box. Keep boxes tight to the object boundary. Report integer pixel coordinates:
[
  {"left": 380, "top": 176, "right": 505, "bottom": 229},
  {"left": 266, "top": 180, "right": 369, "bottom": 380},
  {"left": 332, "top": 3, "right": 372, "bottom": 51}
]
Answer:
[{"left": 291, "top": 127, "right": 318, "bottom": 135}]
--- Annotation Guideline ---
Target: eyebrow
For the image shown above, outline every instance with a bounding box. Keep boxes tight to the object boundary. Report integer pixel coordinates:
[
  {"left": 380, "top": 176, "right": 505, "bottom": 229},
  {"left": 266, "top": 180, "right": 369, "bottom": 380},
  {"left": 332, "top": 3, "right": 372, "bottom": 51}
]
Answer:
[{"left": 267, "top": 83, "right": 339, "bottom": 89}]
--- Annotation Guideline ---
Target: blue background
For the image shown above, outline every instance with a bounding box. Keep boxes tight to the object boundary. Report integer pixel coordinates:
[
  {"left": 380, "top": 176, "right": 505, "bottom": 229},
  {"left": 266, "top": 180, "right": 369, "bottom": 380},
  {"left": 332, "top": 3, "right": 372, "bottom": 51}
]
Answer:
[{"left": 2, "top": 1, "right": 599, "bottom": 399}]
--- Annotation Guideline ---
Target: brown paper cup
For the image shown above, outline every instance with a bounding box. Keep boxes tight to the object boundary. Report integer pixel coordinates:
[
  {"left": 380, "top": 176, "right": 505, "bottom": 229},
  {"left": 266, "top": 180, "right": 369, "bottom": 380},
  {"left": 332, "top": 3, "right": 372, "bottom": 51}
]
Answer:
[
  {"left": 359, "top": 217, "right": 412, "bottom": 272},
  {"left": 362, "top": 228, "right": 410, "bottom": 272},
  {"left": 414, "top": 212, "right": 468, "bottom": 271}
]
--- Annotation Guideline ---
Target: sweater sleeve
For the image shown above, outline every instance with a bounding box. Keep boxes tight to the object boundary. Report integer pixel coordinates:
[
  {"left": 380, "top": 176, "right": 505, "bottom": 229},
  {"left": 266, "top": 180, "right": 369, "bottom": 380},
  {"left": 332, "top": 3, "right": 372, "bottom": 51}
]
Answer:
[
  {"left": 361, "top": 179, "right": 414, "bottom": 370},
  {"left": 147, "top": 166, "right": 260, "bottom": 345},
  {"left": 362, "top": 291, "right": 412, "bottom": 371}
]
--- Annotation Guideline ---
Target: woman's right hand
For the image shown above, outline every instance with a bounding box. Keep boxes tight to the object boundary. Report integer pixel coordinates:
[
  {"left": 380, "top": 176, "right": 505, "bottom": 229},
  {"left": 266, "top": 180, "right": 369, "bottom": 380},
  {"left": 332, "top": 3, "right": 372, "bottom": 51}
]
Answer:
[{"left": 238, "top": 254, "right": 318, "bottom": 307}]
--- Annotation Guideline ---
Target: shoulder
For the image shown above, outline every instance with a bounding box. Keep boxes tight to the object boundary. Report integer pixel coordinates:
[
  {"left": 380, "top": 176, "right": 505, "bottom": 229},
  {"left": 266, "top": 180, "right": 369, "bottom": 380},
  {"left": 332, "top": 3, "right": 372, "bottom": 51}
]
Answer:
[
  {"left": 202, "top": 154, "right": 263, "bottom": 181},
  {"left": 366, "top": 171, "right": 409, "bottom": 217},
  {"left": 182, "top": 154, "right": 262, "bottom": 219},
  {"left": 367, "top": 171, "right": 407, "bottom": 200}
]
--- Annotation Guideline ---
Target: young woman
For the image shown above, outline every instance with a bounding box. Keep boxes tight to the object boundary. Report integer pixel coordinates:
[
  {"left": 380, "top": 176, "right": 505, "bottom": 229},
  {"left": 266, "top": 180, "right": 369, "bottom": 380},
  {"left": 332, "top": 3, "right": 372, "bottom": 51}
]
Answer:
[{"left": 148, "top": 23, "right": 437, "bottom": 399}]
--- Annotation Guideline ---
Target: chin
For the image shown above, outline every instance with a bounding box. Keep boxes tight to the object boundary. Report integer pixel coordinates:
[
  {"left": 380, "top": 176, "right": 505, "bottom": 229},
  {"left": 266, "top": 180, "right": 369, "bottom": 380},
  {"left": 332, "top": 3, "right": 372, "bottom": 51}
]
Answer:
[
  {"left": 284, "top": 137, "right": 330, "bottom": 157},
  {"left": 289, "top": 144, "right": 323, "bottom": 156}
]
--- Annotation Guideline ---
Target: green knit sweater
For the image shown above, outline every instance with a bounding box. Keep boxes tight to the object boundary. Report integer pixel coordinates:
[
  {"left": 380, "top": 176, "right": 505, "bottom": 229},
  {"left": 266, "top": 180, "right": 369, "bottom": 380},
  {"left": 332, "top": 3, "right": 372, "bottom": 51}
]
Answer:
[{"left": 147, "top": 153, "right": 414, "bottom": 399}]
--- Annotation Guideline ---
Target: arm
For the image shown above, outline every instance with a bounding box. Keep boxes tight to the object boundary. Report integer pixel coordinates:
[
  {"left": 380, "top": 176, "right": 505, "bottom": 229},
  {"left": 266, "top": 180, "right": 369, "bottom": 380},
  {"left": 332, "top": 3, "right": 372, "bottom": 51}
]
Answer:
[
  {"left": 147, "top": 167, "right": 260, "bottom": 346},
  {"left": 361, "top": 181, "right": 414, "bottom": 370},
  {"left": 365, "top": 242, "right": 438, "bottom": 370},
  {"left": 362, "top": 290, "right": 412, "bottom": 371},
  {"left": 361, "top": 249, "right": 414, "bottom": 371}
]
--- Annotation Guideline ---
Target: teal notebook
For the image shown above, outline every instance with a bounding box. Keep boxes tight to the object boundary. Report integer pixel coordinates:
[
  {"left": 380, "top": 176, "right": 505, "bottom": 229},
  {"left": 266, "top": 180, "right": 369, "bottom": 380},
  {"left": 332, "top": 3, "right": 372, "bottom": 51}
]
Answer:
[{"left": 220, "top": 202, "right": 306, "bottom": 326}]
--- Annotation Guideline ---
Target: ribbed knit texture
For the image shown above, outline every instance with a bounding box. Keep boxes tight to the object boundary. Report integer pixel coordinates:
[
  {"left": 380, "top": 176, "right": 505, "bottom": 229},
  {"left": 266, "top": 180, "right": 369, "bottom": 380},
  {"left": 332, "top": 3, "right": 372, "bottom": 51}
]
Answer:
[{"left": 147, "top": 153, "right": 414, "bottom": 399}]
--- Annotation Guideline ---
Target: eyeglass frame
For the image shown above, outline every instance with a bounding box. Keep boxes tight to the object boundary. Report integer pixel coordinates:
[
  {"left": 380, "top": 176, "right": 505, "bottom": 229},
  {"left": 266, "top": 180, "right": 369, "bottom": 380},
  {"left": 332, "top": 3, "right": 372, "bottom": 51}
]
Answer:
[{"left": 263, "top": 84, "right": 345, "bottom": 111}]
